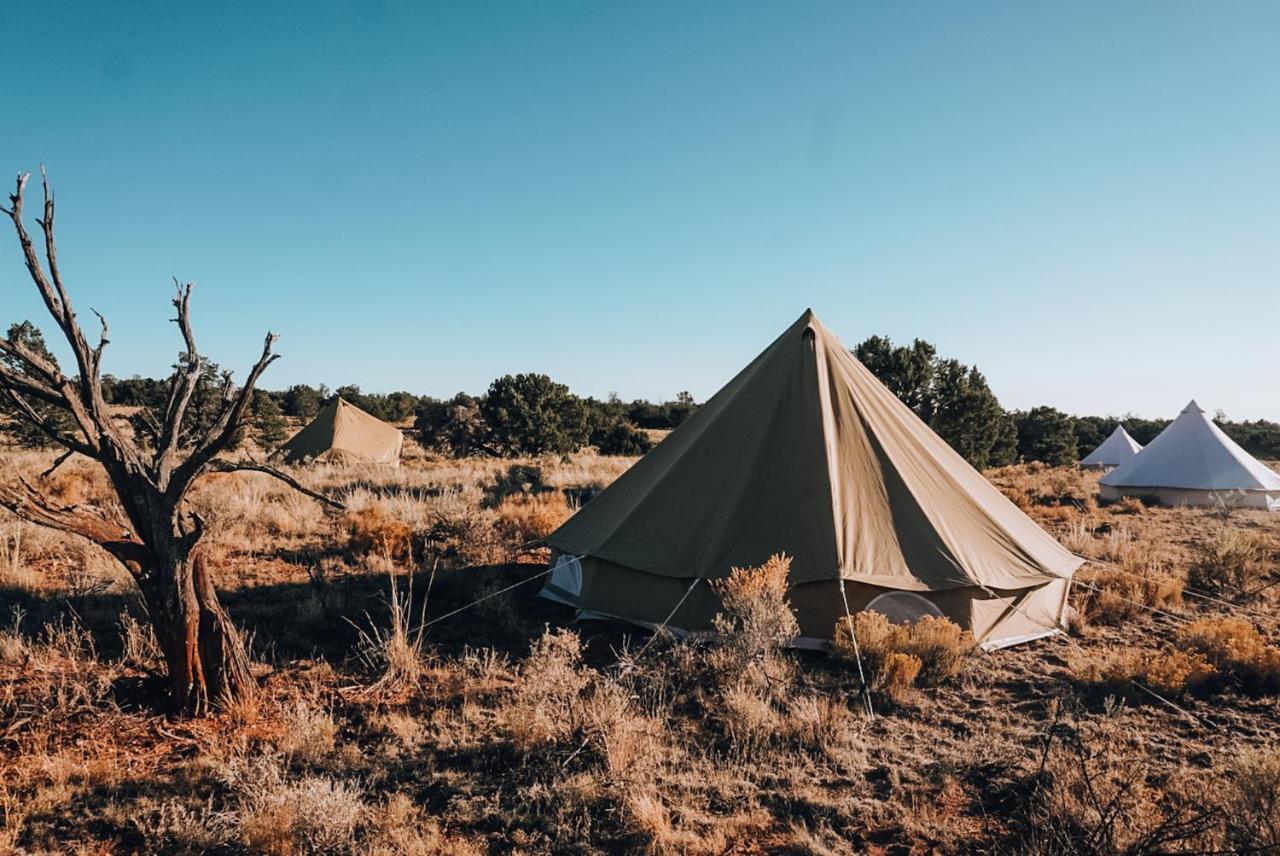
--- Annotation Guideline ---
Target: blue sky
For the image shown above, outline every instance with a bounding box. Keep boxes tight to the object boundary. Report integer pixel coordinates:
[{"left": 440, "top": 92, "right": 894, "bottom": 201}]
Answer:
[{"left": 3, "top": 1, "right": 1278, "bottom": 419}]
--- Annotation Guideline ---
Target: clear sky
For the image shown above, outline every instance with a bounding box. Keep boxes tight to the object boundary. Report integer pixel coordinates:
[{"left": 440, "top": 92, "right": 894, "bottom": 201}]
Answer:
[{"left": 3, "top": 1, "right": 1278, "bottom": 420}]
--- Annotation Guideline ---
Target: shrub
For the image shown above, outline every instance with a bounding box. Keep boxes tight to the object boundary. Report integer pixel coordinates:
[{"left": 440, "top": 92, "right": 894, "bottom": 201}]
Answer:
[
  {"left": 1076, "top": 619, "right": 1280, "bottom": 701},
  {"left": 1076, "top": 562, "right": 1184, "bottom": 626},
  {"left": 422, "top": 501, "right": 505, "bottom": 567},
  {"left": 277, "top": 701, "right": 339, "bottom": 764},
  {"left": 710, "top": 553, "right": 799, "bottom": 660},
  {"left": 495, "top": 492, "right": 571, "bottom": 547},
  {"left": 878, "top": 652, "right": 923, "bottom": 705},
  {"left": 1140, "top": 649, "right": 1216, "bottom": 696},
  {"left": 217, "top": 755, "right": 365, "bottom": 855},
  {"left": 1188, "top": 530, "right": 1267, "bottom": 594},
  {"left": 1177, "top": 617, "right": 1280, "bottom": 695},
  {"left": 832, "top": 610, "right": 972, "bottom": 699},
  {"left": 1113, "top": 496, "right": 1146, "bottom": 515},
  {"left": 482, "top": 373, "right": 590, "bottom": 456},
  {"left": 595, "top": 420, "right": 654, "bottom": 456},
  {"left": 347, "top": 506, "right": 414, "bottom": 562},
  {"left": 504, "top": 628, "right": 590, "bottom": 750},
  {"left": 1069, "top": 648, "right": 1214, "bottom": 699},
  {"left": 1222, "top": 748, "right": 1280, "bottom": 851},
  {"left": 905, "top": 615, "right": 972, "bottom": 681}
]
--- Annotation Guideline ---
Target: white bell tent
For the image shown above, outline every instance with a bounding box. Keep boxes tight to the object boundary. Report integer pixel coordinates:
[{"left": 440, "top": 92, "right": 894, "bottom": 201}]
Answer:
[
  {"left": 1099, "top": 401, "right": 1280, "bottom": 510},
  {"left": 1080, "top": 425, "right": 1142, "bottom": 471}
]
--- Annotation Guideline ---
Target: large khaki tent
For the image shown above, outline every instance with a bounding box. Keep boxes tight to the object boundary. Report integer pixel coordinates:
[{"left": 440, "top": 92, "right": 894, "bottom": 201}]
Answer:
[
  {"left": 1099, "top": 401, "right": 1280, "bottom": 510},
  {"left": 543, "top": 311, "right": 1083, "bottom": 649},
  {"left": 276, "top": 397, "right": 404, "bottom": 466},
  {"left": 1080, "top": 425, "right": 1142, "bottom": 471}
]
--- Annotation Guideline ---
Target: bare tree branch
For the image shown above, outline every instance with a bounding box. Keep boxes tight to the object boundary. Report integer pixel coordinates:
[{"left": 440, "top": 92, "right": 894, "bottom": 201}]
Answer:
[
  {"left": 0, "top": 168, "right": 304, "bottom": 714},
  {"left": 155, "top": 281, "right": 204, "bottom": 483},
  {"left": 90, "top": 308, "right": 109, "bottom": 372},
  {"left": 166, "top": 332, "right": 279, "bottom": 503},
  {"left": 40, "top": 448, "right": 76, "bottom": 478},
  {"left": 203, "top": 459, "right": 346, "bottom": 510},
  {"left": 0, "top": 335, "right": 62, "bottom": 386},
  {"left": 0, "top": 473, "right": 150, "bottom": 575},
  {"left": 1, "top": 388, "right": 96, "bottom": 456},
  {"left": 0, "top": 362, "right": 66, "bottom": 407}
]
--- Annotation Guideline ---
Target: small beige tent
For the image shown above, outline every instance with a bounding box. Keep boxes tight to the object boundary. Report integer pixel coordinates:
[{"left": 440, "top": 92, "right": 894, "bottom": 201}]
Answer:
[
  {"left": 276, "top": 398, "right": 403, "bottom": 466},
  {"left": 543, "top": 310, "right": 1083, "bottom": 649}
]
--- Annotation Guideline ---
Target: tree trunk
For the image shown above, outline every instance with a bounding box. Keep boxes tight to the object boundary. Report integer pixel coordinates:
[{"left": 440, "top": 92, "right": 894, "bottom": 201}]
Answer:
[{"left": 138, "top": 545, "right": 255, "bottom": 716}]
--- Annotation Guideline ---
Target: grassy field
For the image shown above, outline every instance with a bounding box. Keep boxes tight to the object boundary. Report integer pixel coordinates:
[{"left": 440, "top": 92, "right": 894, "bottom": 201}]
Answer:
[{"left": 2, "top": 444, "right": 1279, "bottom": 854}]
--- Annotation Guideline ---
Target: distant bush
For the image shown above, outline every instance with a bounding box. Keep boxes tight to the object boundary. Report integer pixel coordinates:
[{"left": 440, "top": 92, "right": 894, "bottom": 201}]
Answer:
[
  {"left": 482, "top": 373, "right": 590, "bottom": 457},
  {"left": 414, "top": 393, "right": 490, "bottom": 457},
  {"left": 595, "top": 420, "right": 653, "bottom": 456},
  {"left": 280, "top": 384, "right": 327, "bottom": 420},
  {"left": 252, "top": 390, "right": 288, "bottom": 449},
  {"left": 0, "top": 321, "right": 75, "bottom": 448},
  {"left": 331, "top": 385, "right": 421, "bottom": 423},
  {"left": 854, "top": 335, "right": 1016, "bottom": 468},
  {"left": 626, "top": 391, "right": 697, "bottom": 430},
  {"left": 1014, "top": 406, "right": 1079, "bottom": 466},
  {"left": 1188, "top": 530, "right": 1268, "bottom": 595}
]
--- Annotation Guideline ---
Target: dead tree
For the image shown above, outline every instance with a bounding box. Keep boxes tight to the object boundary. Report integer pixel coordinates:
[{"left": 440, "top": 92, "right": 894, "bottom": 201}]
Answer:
[{"left": 0, "top": 169, "right": 341, "bottom": 716}]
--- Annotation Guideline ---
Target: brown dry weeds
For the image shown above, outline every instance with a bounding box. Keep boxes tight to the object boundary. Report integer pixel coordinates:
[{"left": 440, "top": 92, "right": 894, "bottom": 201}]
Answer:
[{"left": 1, "top": 446, "right": 1279, "bottom": 854}]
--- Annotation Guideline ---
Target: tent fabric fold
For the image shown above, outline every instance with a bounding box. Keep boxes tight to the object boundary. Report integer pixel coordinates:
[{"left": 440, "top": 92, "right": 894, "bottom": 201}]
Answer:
[
  {"left": 545, "top": 310, "right": 1083, "bottom": 646},
  {"left": 275, "top": 397, "right": 404, "bottom": 466}
]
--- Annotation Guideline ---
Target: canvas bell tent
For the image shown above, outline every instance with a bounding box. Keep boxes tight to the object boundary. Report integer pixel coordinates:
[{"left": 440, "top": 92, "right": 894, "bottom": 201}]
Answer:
[
  {"left": 543, "top": 310, "right": 1083, "bottom": 649},
  {"left": 275, "top": 397, "right": 404, "bottom": 466},
  {"left": 1080, "top": 425, "right": 1142, "bottom": 470},
  {"left": 1099, "top": 401, "right": 1280, "bottom": 510}
]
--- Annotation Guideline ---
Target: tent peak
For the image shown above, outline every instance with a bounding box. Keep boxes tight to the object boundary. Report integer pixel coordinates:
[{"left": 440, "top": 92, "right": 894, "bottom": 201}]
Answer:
[{"left": 1181, "top": 400, "right": 1205, "bottom": 415}]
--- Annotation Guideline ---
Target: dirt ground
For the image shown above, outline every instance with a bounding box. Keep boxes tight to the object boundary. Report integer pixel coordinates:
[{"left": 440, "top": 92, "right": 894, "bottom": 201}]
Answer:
[{"left": 1, "top": 446, "right": 1278, "bottom": 854}]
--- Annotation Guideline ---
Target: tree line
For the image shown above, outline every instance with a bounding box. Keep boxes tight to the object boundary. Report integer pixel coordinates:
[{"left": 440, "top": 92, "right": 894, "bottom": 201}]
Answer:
[
  {"left": 5, "top": 319, "right": 1278, "bottom": 465},
  {"left": 855, "top": 334, "right": 1280, "bottom": 466}
]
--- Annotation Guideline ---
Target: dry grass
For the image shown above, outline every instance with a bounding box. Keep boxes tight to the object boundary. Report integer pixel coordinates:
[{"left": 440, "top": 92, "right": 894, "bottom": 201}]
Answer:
[
  {"left": 347, "top": 505, "right": 416, "bottom": 562},
  {"left": 2, "top": 449, "right": 1280, "bottom": 853},
  {"left": 1177, "top": 617, "right": 1280, "bottom": 694},
  {"left": 832, "top": 611, "right": 972, "bottom": 704},
  {"left": 1075, "top": 560, "right": 1185, "bottom": 626},
  {"left": 349, "top": 564, "right": 428, "bottom": 696},
  {"left": 494, "top": 491, "right": 571, "bottom": 548}
]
